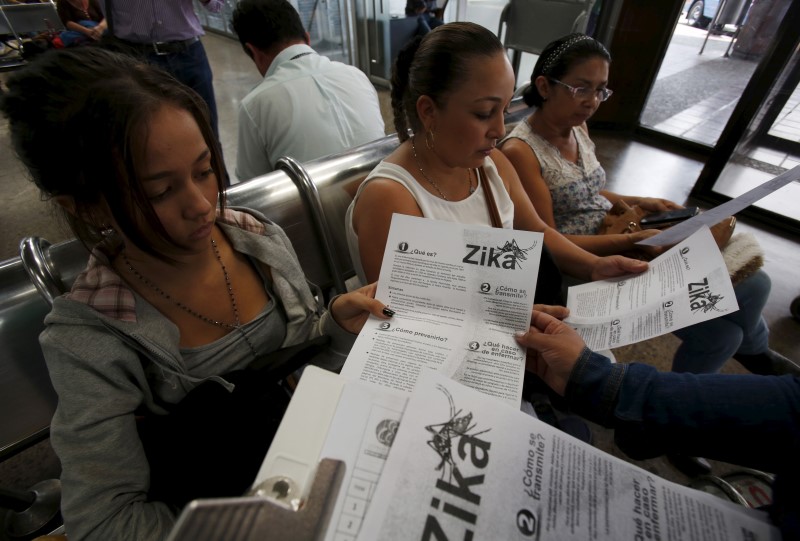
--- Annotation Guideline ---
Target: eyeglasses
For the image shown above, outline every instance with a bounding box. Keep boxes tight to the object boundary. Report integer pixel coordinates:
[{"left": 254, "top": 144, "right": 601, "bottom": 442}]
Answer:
[{"left": 549, "top": 78, "right": 614, "bottom": 102}]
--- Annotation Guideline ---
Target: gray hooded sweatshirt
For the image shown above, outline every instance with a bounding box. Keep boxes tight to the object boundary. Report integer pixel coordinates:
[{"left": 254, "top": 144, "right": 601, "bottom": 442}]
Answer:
[{"left": 41, "top": 208, "right": 355, "bottom": 541}]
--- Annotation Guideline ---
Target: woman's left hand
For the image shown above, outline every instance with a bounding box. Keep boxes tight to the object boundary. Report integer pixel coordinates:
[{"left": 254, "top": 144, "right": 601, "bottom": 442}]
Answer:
[
  {"left": 590, "top": 255, "right": 648, "bottom": 281},
  {"left": 330, "top": 282, "right": 392, "bottom": 334}
]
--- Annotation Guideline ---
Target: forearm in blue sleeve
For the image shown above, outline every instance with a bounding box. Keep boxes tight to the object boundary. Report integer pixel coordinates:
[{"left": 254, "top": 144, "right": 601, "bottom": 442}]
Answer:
[
  {"left": 564, "top": 347, "right": 629, "bottom": 427},
  {"left": 613, "top": 366, "right": 800, "bottom": 472},
  {"left": 566, "top": 348, "right": 800, "bottom": 472}
]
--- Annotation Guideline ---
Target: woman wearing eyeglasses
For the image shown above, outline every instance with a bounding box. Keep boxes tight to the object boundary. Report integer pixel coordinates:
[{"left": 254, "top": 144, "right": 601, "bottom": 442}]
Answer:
[
  {"left": 500, "top": 35, "right": 799, "bottom": 437},
  {"left": 500, "top": 34, "right": 683, "bottom": 257}
]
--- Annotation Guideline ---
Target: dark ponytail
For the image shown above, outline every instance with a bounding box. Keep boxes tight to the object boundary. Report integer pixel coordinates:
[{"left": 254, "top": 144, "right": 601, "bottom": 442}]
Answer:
[
  {"left": 390, "top": 22, "right": 504, "bottom": 142},
  {"left": 391, "top": 35, "right": 424, "bottom": 142}
]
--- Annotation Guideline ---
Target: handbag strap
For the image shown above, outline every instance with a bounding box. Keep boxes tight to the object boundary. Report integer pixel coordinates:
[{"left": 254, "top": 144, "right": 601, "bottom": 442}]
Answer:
[
  {"left": 477, "top": 167, "right": 564, "bottom": 305},
  {"left": 480, "top": 166, "right": 502, "bottom": 229}
]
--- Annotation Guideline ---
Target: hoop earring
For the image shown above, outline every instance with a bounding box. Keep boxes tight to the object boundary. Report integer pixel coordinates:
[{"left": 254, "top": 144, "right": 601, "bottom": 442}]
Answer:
[{"left": 425, "top": 129, "right": 435, "bottom": 151}]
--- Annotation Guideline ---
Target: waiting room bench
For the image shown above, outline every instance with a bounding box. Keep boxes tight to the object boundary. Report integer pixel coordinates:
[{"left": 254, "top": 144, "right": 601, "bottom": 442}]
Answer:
[
  {"left": 0, "top": 253, "right": 57, "bottom": 460},
  {"left": 0, "top": 136, "right": 401, "bottom": 465},
  {"left": 273, "top": 134, "right": 400, "bottom": 292},
  {"left": 0, "top": 96, "right": 532, "bottom": 495}
]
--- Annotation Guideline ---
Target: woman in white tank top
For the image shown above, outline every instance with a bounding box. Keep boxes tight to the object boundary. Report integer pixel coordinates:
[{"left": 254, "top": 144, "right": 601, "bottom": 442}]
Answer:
[{"left": 347, "top": 23, "right": 648, "bottom": 299}]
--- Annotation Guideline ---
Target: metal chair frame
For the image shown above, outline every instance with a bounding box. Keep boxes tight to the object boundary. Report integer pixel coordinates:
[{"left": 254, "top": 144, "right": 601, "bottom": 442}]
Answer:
[{"left": 497, "top": 0, "right": 596, "bottom": 79}]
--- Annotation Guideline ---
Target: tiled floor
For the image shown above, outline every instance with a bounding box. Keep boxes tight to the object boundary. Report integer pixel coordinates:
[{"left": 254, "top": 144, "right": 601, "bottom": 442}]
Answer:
[
  {"left": 652, "top": 80, "right": 800, "bottom": 157},
  {"left": 645, "top": 24, "right": 756, "bottom": 146},
  {"left": 653, "top": 88, "right": 745, "bottom": 143},
  {"left": 769, "top": 96, "right": 800, "bottom": 145}
]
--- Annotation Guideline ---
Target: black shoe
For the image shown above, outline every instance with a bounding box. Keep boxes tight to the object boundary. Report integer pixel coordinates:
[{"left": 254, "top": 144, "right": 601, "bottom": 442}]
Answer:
[
  {"left": 734, "top": 349, "right": 800, "bottom": 376},
  {"left": 791, "top": 295, "right": 800, "bottom": 322},
  {"left": 667, "top": 454, "right": 712, "bottom": 477}
]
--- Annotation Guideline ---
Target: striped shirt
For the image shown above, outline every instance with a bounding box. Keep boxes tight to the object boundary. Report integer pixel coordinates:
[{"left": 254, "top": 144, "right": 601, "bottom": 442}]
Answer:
[{"left": 102, "top": 0, "right": 223, "bottom": 42}]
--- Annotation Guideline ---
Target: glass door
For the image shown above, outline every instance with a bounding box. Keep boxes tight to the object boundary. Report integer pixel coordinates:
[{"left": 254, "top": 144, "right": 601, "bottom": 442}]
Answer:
[
  {"left": 691, "top": 0, "right": 800, "bottom": 232},
  {"left": 623, "top": 0, "right": 800, "bottom": 233},
  {"left": 639, "top": 0, "right": 786, "bottom": 147},
  {"left": 354, "top": 0, "right": 392, "bottom": 83}
]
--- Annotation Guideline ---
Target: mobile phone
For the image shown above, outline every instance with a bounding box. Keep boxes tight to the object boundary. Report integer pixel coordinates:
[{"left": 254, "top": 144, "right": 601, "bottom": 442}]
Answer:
[{"left": 639, "top": 206, "right": 699, "bottom": 229}]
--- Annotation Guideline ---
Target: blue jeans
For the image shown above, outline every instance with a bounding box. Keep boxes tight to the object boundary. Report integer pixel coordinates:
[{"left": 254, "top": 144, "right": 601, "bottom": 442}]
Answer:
[
  {"left": 59, "top": 20, "right": 100, "bottom": 48},
  {"left": 672, "top": 269, "right": 771, "bottom": 373},
  {"left": 147, "top": 39, "right": 218, "bottom": 139}
]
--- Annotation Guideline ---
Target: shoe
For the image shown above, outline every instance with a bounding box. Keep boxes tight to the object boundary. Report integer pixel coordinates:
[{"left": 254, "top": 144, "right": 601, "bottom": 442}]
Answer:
[
  {"left": 734, "top": 349, "right": 800, "bottom": 376},
  {"left": 792, "top": 296, "right": 800, "bottom": 322},
  {"left": 667, "top": 454, "right": 712, "bottom": 477}
]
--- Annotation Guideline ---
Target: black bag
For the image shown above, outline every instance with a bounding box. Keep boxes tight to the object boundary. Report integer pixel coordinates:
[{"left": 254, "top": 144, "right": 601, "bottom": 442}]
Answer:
[
  {"left": 534, "top": 246, "right": 564, "bottom": 306},
  {"left": 137, "top": 336, "right": 330, "bottom": 509},
  {"left": 20, "top": 38, "right": 52, "bottom": 61}
]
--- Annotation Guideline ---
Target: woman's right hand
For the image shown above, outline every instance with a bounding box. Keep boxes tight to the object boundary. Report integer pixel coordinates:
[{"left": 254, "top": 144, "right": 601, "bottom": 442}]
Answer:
[
  {"left": 515, "top": 310, "right": 587, "bottom": 396},
  {"left": 329, "top": 282, "right": 392, "bottom": 334}
]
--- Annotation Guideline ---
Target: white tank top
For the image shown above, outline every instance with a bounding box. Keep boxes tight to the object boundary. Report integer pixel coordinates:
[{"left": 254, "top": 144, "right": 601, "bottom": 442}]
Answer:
[{"left": 346, "top": 156, "right": 515, "bottom": 284}]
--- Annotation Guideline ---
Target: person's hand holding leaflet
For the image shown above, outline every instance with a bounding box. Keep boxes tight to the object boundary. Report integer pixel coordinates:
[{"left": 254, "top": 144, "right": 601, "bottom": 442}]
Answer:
[
  {"left": 515, "top": 310, "right": 585, "bottom": 396},
  {"left": 330, "top": 281, "right": 393, "bottom": 334}
]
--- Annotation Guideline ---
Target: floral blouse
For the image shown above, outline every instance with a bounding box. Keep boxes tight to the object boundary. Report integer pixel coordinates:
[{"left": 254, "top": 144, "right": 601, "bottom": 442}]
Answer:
[{"left": 504, "top": 120, "right": 612, "bottom": 235}]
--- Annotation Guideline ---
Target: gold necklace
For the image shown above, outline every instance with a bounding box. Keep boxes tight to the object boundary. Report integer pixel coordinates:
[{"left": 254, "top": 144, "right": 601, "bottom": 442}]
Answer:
[{"left": 410, "top": 136, "right": 474, "bottom": 201}]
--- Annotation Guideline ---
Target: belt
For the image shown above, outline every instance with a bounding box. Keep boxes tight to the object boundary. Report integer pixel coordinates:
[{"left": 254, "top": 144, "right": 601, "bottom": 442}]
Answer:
[{"left": 120, "top": 36, "right": 200, "bottom": 56}]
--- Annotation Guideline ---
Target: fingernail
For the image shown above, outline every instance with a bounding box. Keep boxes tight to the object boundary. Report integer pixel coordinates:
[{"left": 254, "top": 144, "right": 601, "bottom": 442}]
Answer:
[
  {"left": 382, "top": 307, "right": 395, "bottom": 317},
  {"left": 514, "top": 331, "right": 526, "bottom": 339}
]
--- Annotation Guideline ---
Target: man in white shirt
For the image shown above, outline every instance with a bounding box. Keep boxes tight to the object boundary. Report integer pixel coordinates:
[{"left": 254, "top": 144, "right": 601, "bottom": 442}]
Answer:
[{"left": 232, "top": 0, "right": 386, "bottom": 182}]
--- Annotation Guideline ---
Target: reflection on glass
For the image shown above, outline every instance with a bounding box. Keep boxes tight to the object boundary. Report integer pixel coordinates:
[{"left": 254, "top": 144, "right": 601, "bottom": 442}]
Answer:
[
  {"left": 641, "top": 6, "right": 758, "bottom": 146},
  {"left": 641, "top": 0, "right": 794, "bottom": 148},
  {"left": 711, "top": 45, "right": 800, "bottom": 221}
]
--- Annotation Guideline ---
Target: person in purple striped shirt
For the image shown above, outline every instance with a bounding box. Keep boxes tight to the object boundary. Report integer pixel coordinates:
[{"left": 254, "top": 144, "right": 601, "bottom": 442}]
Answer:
[{"left": 101, "top": 0, "right": 221, "bottom": 139}]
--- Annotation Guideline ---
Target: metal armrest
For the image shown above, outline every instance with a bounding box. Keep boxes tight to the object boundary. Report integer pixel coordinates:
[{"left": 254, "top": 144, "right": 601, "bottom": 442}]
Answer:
[{"left": 19, "top": 237, "right": 64, "bottom": 307}]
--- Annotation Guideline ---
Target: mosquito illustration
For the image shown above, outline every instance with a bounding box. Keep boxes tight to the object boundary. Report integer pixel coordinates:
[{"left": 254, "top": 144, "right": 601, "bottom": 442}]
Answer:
[
  {"left": 692, "top": 292, "right": 725, "bottom": 313},
  {"left": 425, "top": 384, "right": 490, "bottom": 481},
  {"left": 495, "top": 239, "right": 535, "bottom": 268}
]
